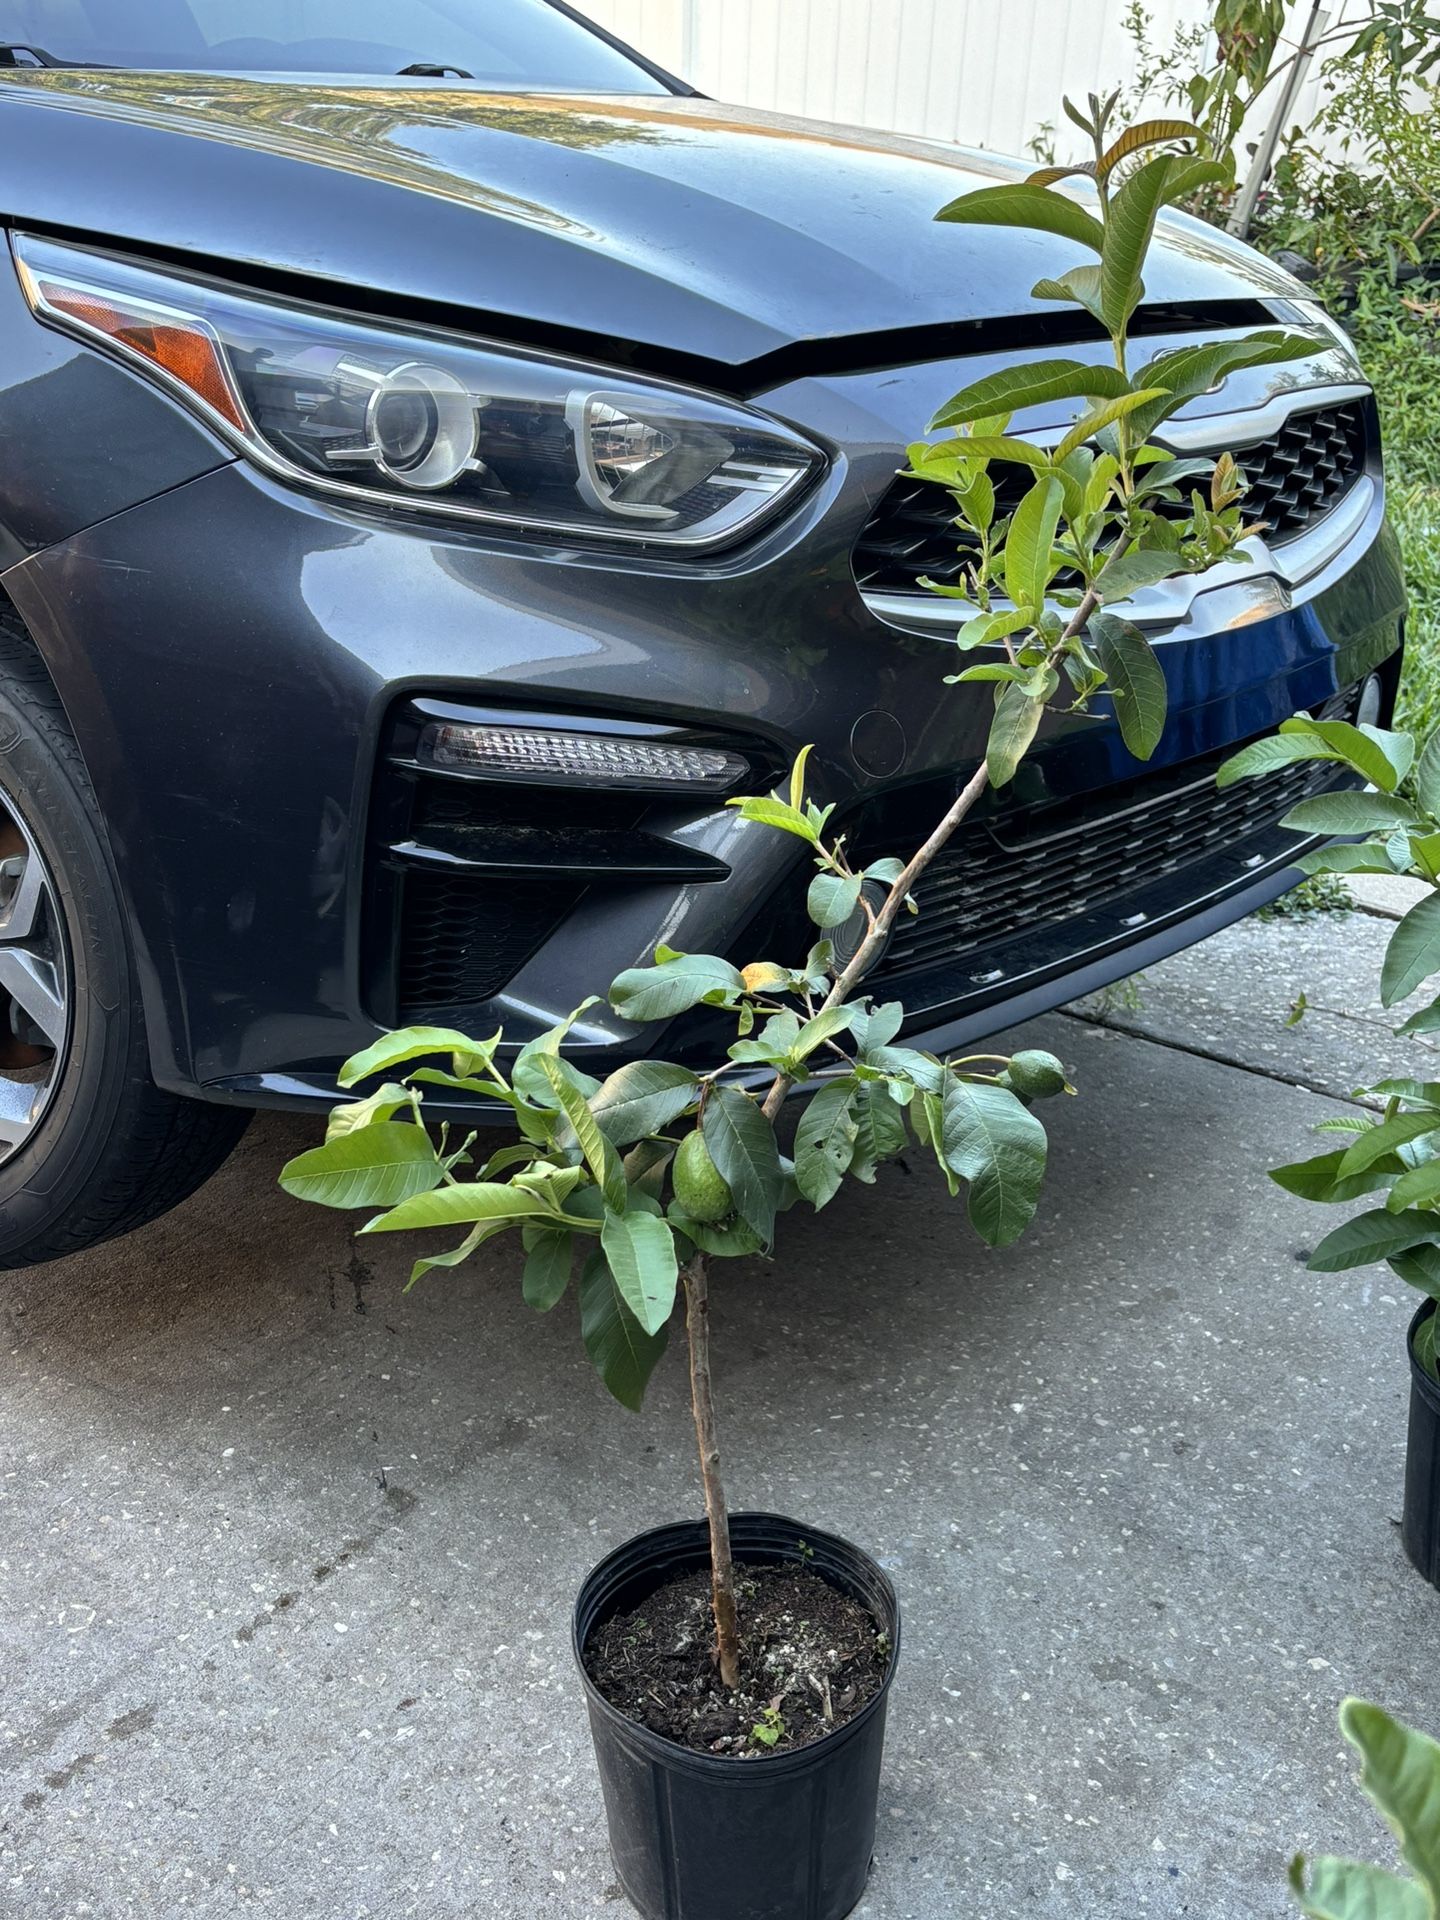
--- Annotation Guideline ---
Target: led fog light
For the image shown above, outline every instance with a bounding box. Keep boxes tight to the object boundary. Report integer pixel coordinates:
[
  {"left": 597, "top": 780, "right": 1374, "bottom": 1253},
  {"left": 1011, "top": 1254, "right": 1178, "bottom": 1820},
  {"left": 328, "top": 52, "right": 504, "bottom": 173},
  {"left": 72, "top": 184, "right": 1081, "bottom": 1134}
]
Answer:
[{"left": 418, "top": 722, "right": 749, "bottom": 793}]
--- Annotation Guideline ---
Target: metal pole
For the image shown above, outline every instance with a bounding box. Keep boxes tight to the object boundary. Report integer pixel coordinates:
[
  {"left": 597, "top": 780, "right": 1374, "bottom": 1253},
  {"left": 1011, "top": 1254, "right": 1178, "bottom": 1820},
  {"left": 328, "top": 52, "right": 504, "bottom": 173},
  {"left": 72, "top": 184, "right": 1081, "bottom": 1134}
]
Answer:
[{"left": 1228, "top": 0, "right": 1331, "bottom": 239}]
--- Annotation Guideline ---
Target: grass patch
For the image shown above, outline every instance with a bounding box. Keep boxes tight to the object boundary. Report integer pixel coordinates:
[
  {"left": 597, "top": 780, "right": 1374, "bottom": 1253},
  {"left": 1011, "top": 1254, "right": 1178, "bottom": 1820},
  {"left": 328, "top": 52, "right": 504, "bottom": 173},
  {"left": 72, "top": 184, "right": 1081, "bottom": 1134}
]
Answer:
[
  {"left": 1392, "top": 478, "right": 1440, "bottom": 735},
  {"left": 1257, "top": 871, "right": 1354, "bottom": 920},
  {"left": 1345, "top": 283, "right": 1440, "bottom": 735}
]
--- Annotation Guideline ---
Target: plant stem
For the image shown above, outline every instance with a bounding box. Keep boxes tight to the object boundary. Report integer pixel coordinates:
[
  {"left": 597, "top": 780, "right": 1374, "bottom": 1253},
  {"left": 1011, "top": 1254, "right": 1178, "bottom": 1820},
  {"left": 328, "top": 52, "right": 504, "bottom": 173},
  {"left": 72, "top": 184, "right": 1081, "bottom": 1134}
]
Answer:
[
  {"left": 760, "top": 584, "right": 1102, "bottom": 1124},
  {"left": 683, "top": 1251, "right": 741, "bottom": 1688}
]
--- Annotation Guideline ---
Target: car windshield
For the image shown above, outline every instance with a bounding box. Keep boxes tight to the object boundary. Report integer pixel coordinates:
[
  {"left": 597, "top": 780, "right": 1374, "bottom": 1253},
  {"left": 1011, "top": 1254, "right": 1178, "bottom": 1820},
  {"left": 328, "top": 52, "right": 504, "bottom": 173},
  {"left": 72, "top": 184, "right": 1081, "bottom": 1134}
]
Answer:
[{"left": 0, "top": 0, "right": 669, "bottom": 87}]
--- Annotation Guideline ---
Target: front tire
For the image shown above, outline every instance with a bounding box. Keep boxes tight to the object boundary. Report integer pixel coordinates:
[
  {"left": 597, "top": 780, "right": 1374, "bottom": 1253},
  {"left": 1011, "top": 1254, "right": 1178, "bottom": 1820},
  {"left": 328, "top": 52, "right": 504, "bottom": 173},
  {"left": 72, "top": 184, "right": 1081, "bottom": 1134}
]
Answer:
[{"left": 0, "top": 627, "right": 247, "bottom": 1268}]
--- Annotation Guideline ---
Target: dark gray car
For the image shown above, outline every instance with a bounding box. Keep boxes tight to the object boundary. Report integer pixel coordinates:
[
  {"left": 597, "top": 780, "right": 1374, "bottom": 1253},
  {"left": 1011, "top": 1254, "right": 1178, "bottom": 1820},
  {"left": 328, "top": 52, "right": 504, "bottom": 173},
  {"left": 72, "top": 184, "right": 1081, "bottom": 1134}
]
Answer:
[{"left": 0, "top": 0, "right": 1404, "bottom": 1264}]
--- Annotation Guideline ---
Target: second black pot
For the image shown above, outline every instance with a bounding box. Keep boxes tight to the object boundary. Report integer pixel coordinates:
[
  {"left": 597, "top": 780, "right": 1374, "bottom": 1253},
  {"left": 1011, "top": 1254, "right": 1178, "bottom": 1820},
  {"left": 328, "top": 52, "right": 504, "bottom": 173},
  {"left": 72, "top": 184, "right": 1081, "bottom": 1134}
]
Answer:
[
  {"left": 572, "top": 1512, "right": 900, "bottom": 1920},
  {"left": 1404, "top": 1299, "right": 1440, "bottom": 1589}
]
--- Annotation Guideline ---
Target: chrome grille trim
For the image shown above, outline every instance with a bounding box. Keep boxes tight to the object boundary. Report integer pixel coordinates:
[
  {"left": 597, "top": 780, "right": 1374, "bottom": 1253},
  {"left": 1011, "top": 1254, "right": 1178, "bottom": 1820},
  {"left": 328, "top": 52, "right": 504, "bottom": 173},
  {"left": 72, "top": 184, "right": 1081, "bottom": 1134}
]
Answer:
[{"left": 859, "top": 379, "right": 1376, "bottom": 639}]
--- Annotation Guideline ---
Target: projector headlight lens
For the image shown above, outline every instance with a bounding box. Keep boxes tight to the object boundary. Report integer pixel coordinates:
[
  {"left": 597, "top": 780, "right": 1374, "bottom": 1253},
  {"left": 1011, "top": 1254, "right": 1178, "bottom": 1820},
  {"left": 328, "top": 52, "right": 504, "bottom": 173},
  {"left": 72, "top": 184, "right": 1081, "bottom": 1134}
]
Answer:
[
  {"left": 340, "top": 359, "right": 478, "bottom": 491},
  {"left": 14, "top": 234, "right": 824, "bottom": 550}
]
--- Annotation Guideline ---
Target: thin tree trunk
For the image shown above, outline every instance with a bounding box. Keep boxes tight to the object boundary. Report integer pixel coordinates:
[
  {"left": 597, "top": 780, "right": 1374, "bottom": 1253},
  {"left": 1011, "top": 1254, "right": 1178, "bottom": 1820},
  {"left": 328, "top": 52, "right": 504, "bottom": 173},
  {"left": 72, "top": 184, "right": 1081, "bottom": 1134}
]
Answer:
[{"left": 683, "top": 1251, "right": 740, "bottom": 1687}]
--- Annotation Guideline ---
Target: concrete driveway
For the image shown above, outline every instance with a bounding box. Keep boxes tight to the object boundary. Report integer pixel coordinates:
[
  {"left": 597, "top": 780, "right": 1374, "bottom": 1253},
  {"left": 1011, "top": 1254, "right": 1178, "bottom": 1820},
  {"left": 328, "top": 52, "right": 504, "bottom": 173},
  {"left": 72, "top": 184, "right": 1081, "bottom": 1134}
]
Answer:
[{"left": 2, "top": 900, "right": 1436, "bottom": 1919}]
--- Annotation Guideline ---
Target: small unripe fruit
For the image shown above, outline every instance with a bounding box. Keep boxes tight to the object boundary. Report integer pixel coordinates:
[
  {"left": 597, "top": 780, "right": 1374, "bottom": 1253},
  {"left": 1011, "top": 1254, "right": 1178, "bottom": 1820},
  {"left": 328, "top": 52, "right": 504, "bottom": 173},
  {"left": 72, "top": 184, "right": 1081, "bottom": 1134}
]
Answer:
[
  {"left": 673, "top": 1130, "right": 734, "bottom": 1224},
  {"left": 1003, "top": 1049, "right": 1071, "bottom": 1100}
]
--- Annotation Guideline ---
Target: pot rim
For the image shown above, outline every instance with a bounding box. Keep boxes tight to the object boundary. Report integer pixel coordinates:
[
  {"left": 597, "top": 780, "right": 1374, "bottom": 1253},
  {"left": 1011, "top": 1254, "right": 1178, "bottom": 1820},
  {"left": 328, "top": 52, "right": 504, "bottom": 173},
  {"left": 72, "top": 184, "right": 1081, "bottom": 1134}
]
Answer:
[{"left": 571, "top": 1510, "right": 901, "bottom": 1777}]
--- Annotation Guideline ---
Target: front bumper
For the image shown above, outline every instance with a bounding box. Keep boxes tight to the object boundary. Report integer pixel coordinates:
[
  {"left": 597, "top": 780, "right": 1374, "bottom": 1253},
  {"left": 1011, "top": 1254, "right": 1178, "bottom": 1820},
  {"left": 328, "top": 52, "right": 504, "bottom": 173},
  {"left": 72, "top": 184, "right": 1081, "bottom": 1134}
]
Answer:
[{"left": 4, "top": 334, "right": 1407, "bottom": 1114}]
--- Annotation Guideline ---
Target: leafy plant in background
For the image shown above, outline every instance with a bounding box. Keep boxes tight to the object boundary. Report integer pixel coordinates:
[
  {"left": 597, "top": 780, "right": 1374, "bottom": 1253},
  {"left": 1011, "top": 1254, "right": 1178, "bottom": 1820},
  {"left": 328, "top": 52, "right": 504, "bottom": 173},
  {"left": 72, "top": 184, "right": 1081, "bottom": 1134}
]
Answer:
[
  {"left": 1122, "top": 0, "right": 1438, "bottom": 222},
  {"left": 1167, "top": 0, "right": 1286, "bottom": 169},
  {"left": 1290, "top": 1698, "right": 1440, "bottom": 1920},
  {"left": 1264, "top": 25, "right": 1438, "bottom": 292},
  {"left": 1256, "top": 93, "right": 1440, "bottom": 736},
  {"left": 1349, "top": 0, "right": 1440, "bottom": 82},
  {"left": 1219, "top": 718, "right": 1440, "bottom": 1378},
  {"left": 1120, "top": 2, "right": 1439, "bottom": 744},
  {"left": 279, "top": 109, "right": 1320, "bottom": 1693}
]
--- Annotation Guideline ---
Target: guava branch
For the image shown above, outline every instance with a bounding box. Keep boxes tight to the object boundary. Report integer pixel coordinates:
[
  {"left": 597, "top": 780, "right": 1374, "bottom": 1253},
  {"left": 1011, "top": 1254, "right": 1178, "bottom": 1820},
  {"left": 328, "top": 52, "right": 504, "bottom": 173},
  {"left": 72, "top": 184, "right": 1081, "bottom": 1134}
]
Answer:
[{"left": 760, "top": 583, "right": 1102, "bottom": 1123}]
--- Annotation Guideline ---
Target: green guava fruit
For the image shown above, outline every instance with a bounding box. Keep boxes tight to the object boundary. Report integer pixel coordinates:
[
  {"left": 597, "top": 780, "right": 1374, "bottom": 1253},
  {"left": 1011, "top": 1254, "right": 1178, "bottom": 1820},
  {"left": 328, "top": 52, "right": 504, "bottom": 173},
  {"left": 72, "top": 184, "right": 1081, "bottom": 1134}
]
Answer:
[{"left": 673, "top": 1130, "right": 734, "bottom": 1224}]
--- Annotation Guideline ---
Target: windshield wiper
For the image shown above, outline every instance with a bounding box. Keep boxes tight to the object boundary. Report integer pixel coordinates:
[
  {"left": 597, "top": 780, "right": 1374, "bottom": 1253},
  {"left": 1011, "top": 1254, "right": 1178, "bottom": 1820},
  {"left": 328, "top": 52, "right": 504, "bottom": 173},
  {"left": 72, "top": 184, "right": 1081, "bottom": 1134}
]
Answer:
[
  {"left": 0, "top": 43, "right": 113, "bottom": 69},
  {"left": 0, "top": 43, "right": 61, "bottom": 66},
  {"left": 396, "top": 61, "right": 474, "bottom": 79}
]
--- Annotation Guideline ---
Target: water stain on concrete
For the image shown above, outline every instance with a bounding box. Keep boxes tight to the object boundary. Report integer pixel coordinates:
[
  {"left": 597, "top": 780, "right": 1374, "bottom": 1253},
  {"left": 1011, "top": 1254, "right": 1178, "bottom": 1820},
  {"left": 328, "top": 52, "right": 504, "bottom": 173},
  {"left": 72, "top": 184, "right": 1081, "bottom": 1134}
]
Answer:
[
  {"left": 106, "top": 1705, "right": 156, "bottom": 1742},
  {"left": 232, "top": 1482, "right": 417, "bottom": 1644}
]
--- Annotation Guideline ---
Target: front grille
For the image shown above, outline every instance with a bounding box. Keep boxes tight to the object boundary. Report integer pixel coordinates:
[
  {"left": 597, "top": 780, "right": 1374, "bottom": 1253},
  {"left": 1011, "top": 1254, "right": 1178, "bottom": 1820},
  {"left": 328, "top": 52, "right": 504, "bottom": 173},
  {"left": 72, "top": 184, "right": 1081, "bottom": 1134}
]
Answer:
[
  {"left": 879, "top": 687, "right": 1361, "bottom": 978},
  {"left": 854, "top": 400, "right": 1370, "bottom": 596},
  {"left": 1236, "top": 403, "right": 1369, "bottom": 541}
]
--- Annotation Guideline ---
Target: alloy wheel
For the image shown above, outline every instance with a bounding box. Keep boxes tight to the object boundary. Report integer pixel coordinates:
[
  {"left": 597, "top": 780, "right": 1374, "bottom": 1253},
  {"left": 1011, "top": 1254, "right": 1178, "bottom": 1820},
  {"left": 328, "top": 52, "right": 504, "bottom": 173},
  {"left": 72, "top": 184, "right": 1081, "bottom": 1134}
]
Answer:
[{"left": 0, "top": 784, "right": 68, "bottom": 1160}]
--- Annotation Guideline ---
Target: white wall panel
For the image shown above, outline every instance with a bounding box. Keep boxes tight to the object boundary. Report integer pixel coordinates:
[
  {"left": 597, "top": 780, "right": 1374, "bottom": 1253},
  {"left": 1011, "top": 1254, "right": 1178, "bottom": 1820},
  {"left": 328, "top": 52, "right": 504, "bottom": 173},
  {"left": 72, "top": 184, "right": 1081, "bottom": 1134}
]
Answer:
[
  {"left": 576, "top": 0, "right": 1208, "bottom": 153},
  {"left": 575, "top": 1, "right": 1363, "bottom": 163}
]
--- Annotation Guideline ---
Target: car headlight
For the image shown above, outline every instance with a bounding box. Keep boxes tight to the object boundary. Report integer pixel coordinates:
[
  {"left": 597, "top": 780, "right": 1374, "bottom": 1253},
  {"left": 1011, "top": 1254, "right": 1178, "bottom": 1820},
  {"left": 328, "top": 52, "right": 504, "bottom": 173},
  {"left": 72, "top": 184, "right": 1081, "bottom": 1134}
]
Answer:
[{"left": 13, "top": 234, "right": 824, "bottom": 551}]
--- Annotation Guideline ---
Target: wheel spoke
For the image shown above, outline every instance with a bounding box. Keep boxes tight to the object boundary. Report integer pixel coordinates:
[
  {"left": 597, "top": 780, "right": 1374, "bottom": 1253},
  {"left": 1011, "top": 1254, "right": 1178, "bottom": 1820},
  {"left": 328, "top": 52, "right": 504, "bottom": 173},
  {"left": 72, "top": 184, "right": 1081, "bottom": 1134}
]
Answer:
[
  {"left": 0, "top": 795, "right": 68, "bottom": 1163},
  {"left": 0, "top": 851, "right": 45, "bottom": 943},
  {"left": 0, "top": 946, "right": 65, "bottom": 1049}
]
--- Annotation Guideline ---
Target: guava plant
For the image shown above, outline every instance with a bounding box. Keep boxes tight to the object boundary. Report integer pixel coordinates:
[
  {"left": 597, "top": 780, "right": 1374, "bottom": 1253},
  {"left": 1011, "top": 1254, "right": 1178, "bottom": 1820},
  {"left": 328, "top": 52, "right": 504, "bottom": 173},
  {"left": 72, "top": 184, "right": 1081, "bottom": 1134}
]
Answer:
[
  {"left": 280, "top": 787, "right": 1076, "bottom": 1686},
  {"left": 281, "top": 104, "right": 1319, "bottom": 1692},
  {"left": 1218, "top": 719, "right": 1440, "bottom": 1378},
  {"left": 1290, "top": 1698, "right": 1440, "bottom": 1920}
]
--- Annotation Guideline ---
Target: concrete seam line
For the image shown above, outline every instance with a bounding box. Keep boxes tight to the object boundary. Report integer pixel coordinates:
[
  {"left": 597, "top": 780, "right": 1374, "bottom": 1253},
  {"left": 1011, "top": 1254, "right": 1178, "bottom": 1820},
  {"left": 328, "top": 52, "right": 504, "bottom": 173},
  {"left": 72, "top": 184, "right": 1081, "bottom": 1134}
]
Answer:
[{"left": 1059, "top": 1006, "right": 1372, "bottom": 1109}]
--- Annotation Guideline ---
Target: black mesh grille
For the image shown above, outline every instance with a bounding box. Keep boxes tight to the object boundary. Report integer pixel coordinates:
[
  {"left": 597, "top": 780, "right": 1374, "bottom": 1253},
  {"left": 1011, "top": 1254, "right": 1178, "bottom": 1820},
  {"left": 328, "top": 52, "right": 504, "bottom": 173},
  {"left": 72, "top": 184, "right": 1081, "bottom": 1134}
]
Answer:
[
  {"left": 879, "top": 689, "right": 1361, "bottom": 978},
  {"left": 384, "top": 784, "right": 639, "bottom": 1014},
  {"left": 397, "top": 871, "right": 587, "bottom": 1010},
  {"left": 854, "top": 401, "right": 1370, "bottom": 596},
  {"left": 1235, "top": 403, "right": 1369, "bottom": 541}
]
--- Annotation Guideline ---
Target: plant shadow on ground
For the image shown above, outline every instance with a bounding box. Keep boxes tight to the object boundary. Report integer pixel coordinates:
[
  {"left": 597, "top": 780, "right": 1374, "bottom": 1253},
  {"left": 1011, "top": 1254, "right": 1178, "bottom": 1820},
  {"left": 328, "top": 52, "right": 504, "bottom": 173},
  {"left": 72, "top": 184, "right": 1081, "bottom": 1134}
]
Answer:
[{"left": 5, "top": 1027, "right": 1242, "bottom": 1426}]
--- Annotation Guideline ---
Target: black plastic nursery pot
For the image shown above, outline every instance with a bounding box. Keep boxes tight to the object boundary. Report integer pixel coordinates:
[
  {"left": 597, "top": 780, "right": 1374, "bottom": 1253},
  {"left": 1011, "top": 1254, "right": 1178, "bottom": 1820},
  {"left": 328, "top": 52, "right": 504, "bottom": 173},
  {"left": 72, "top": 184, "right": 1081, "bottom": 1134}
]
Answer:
[
  {"left": 572, "top": 1512, "right": 901, "bottom": 1920},
  {"left": 1404, "top": 1300, "right": 1440, "bottom": 1589}
]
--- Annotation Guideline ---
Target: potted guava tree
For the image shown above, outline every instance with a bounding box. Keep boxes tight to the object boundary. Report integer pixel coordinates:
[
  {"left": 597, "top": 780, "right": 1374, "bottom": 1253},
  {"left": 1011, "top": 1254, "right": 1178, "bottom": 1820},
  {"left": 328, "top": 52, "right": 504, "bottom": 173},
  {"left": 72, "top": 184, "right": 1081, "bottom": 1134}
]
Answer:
[
  {"left": 1220, "top": 718, "right": 1440, "bottom": 1594},
  {"left": 282, "top": 102, "right": 1315, "bottom": 1920}
]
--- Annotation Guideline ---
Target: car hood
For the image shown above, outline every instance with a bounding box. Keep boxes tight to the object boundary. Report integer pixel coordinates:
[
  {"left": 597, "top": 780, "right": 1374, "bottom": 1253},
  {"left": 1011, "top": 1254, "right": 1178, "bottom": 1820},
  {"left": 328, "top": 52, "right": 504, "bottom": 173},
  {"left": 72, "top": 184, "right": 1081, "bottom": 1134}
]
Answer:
[{"left": 0, "top": 72, "right": 1306, "bottom": 371}]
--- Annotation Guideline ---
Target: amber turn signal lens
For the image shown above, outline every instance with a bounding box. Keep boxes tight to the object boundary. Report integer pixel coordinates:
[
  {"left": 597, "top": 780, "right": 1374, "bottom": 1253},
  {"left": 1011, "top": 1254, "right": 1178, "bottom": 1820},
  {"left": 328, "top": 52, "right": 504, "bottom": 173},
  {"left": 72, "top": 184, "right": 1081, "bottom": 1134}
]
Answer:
[{"left": 36, "top": 283, "right": 248, "bottom": 432}]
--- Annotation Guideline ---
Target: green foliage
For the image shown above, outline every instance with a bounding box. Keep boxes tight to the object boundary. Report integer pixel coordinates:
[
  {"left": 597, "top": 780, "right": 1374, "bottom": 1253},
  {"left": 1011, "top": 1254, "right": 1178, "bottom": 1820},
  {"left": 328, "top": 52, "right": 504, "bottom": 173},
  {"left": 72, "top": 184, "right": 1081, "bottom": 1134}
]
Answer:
[
  {"left": 1257, "top": 873, "right": 1355, "bottom": 922},
  {"left": 1253, "top": 252, "right": 1438, "bottom": 731},
  {"left": 279, "top": 1120, "right": 442, "bottom": 1209},
  {"left": 1389, "top": 480, "right": 1440, "bottom": 743},
  {"left": 1222, "top": 716, "right": 1440, "bottom": 1375},
  {"left": 940, "top": 1079, "right": 1049, "bottom": 1246},
  {"left": 278, "top": 746, "right": 1082, "bottom": 1409},
  {"left": 1119, "top": 0, "right": 1432, "bottom": 223},
  {"left": 609, "top": 952, "right": 745, "bottom": 1022},
  {"left": 750, "top": 1704, "right": 785, "bottom": 1749},
  {"left": 1290, "top": 1699, "right": 1440, "bottom": 1920},
  {"left": 914, "top": 93, "right": 1320, "bottom": 790},
  {"left": 579, "top": 1249, "right": 670, "bottom": 1412},
  {"left": 1090, "top": 611, "right": 1168, "bottom": 759},
  {"left": 1120, "top": 1, "right": 1439, "bottom": 746}
]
